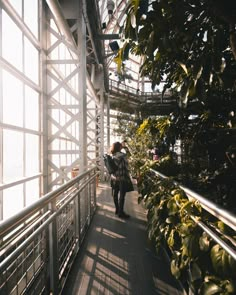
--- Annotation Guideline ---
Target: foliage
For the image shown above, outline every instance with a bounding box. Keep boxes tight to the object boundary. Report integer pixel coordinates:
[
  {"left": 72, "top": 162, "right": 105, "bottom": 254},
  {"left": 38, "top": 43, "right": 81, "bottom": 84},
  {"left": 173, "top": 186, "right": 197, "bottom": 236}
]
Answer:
[
  {"left": 115, "top": 109, "right": 236, "bottom": 294},
  {"left": 112, "top": 2, "right": 236, "bottom": 293},
  {"left": 138, "top": 168, "right": 236, "bottom": 294},
  {"left": 116, "top": 0, "right": 236, "bottom": 210},
  {"left": 116, "top": 109, "right": 236, "bottom": 212},
  {"left": 120, "top": 0, "right": 236, "bottom": 107},
  {"left": 115, "top": 1, "right": 236, "bottom": 197},
  {"left": 112, "top": 112, "right": 140, "bottom": 136}
]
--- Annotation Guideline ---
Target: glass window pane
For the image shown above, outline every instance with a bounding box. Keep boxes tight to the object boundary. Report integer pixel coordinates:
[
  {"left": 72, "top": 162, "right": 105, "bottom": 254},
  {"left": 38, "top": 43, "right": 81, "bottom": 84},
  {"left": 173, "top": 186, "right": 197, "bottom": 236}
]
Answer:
[
  {"left": 25, "top": 86, "right": 39, "bottom": 131},
  {"left": 2, "top": 11, "right": 23, "bottom": 70},
  {"left": 3, "top": 130, "right": 24, "bottom": 183},
  {"left": 25, "top": 134, "right": 39, "bottom": 176},
  {"left": 24, "top": 0, "right": 38, "bottom": 38},
  {"left": 3, "top": 184, "right": 24, "bottom": 219},
  {"left": 25, "top": 179, "right": 39, "bottom": 206},
  {"left": 8, "top": 0, "right": 22, "bottom": 17},
  {"left": 24, "top": 37, "right": 39, "bottom": 84},
  {"left": 2, "top": 70, "right": 23, "bottom": 127}
]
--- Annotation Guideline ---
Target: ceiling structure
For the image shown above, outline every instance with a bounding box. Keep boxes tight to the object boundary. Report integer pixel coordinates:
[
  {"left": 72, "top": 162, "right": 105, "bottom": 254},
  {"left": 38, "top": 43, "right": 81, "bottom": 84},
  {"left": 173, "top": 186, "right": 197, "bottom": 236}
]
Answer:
[{"left": 59, "top": 0, "right": 178, "bottom": 116}]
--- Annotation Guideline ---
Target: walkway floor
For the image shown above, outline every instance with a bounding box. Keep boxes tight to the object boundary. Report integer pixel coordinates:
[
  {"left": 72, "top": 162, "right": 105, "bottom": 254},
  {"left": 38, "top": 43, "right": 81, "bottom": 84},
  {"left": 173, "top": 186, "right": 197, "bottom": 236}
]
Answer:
[{"left": 62, "top": 182, "right": 185, "bottom": 295}]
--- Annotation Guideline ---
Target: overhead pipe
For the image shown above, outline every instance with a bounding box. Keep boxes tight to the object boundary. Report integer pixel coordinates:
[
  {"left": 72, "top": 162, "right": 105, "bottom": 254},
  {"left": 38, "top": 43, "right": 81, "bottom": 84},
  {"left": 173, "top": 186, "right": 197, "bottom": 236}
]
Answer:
[
  {"left": 45, "top": 0, "right": 100, "bottom": 104},
  {"left": 82, "top": 0, "right": 99, "bottom": 64},
  {"left": 82, "top": 0, "right": 110, "bottom": 92},
  {"left": 45, "top": 0, "right": 77, "bottom": 49}
]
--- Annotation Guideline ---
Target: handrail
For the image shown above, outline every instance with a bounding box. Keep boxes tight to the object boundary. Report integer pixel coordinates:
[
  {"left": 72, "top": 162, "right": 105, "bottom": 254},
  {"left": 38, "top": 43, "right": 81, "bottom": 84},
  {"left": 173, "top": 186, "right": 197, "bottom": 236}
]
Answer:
[
  {"left": 181, "top": 185, "right": 236, "bottom": 232},
  {"left": 150, "top": 169, "right": 236, "bottom": 260},
  {"left": 0, "top": 167, "right": 98, "bottom": 295},
  {"left": 0, "top": 174, "right": 94, "bottom": 272},
  {"left": 190, "top": 215, "right": 236, "bottom": 260},
  {"left": 151, "top": 169, "right": 236, "bottom": 232},
  {"left": 109, "top": 79, "right": 174, "bottom": 102},
  {"left": 0, "top": 166, "right": 95, "bottom": 238}
]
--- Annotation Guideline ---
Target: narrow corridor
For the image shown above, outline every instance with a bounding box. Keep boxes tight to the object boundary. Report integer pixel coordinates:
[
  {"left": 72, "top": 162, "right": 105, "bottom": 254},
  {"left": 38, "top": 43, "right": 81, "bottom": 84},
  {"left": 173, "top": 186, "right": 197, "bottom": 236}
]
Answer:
[{"left": 62, "top": 182, "right": 185, "bottom": 295}]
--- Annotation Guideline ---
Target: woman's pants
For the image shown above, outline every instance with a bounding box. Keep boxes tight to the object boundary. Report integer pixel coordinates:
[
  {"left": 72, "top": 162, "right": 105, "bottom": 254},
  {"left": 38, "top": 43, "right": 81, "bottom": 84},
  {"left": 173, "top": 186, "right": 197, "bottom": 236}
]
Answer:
[{"left": 112, "top": 180, "right": 126, "bottom": 214}]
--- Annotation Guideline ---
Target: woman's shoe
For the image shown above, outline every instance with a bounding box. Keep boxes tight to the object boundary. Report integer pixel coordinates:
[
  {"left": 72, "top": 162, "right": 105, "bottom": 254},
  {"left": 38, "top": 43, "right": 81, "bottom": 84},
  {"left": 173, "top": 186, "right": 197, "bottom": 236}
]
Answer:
[{"left": 118, "top": 211, "right": 130, "bottom": 219}]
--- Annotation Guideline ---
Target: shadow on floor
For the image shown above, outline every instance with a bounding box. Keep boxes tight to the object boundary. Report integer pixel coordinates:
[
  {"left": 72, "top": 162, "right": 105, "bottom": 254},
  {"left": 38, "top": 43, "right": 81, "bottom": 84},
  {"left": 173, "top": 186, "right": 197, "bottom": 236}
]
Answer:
[{"left": 62, "top": 182, "right": 185, "bottom": 295}]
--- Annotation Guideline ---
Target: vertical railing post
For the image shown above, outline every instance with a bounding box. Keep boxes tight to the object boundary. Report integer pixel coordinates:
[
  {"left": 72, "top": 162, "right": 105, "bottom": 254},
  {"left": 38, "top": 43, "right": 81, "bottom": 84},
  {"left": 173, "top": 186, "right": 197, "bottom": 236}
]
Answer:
[
  {"left": 94, "top": 170, "right": 97, "bottom": 209},
  {"left": 78, "top": 0, "right": 87, "bottom": 173},
  {"left": 88, "top": 172, "right": 91, "bottom": 222},
  {"left": 78, "top": 192, "right": 81, "bottom": 246},
  {"left": 85, "top": 177, "right": 89, "bottom": 226},
  {"left": 48, "top": 200, "right": 59, "bottom": 294},
  {"left": 74, "top": 180, "right": 80, "bottom": 251}
]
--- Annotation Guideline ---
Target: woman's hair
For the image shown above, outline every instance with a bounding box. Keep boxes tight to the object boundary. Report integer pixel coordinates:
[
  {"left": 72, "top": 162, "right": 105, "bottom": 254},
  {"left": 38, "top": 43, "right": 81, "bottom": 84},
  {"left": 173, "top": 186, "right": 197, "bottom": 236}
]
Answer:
[{"left": 110, "top": 142, "right": 122, "bottom": 154}]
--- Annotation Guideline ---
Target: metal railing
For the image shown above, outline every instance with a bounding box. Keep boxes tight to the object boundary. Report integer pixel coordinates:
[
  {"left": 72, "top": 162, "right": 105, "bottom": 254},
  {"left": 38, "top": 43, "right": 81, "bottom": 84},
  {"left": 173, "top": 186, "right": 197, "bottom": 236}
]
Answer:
[
  {"left": 150, "top": 169, "right": 236, "bottom": 260},
  {"left": 0, "top": 167, "right": 98, "bottom": 295},
  {"left": 109, "top": 79, "right": 175, "bottom": 104}
]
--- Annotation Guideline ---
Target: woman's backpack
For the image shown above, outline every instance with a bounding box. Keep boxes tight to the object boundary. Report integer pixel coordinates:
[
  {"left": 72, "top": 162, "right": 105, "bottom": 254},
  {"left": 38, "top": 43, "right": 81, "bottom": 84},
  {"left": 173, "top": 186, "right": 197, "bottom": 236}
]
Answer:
[{"left": 103, "top": 154, "right": 118, "bottom": 175}]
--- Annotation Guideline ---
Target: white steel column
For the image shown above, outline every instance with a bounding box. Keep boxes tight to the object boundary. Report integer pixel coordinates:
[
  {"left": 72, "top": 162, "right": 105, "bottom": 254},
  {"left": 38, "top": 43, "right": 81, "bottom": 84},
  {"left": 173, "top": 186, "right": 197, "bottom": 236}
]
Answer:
[
  {"left": 78, "top": 0, "right": 87, "bottom": 171},
  {"left": 99, "top": 86, "right": 105, "bottom": 179},
  {"left": 0, "top": 4, "right": 2, "bottom": 220},
  {"left": 45, "top": 0, "right": 102, "bottom": 189},
  {"left": 46, "top": 1, "right": 81, "bottom": 190},
  {"left": 41, "top": 1, "right": 49, "bottom": 195}
]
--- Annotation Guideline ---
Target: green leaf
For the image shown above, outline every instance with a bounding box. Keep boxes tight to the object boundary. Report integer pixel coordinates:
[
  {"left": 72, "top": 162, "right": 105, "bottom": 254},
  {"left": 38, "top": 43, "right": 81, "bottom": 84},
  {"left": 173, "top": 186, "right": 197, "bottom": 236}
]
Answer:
[
  {"left": 210, "top": 244, "right": 236, "bottom": 277},
  {"left": 131, "top": 13, "right": 136, "bottom": 28},
  {"left": 146, "top": 31, "right": 154, "bottom": 57},
  {"left": 200, "top": 282, "right": 223, "bottom": 295},
  {"left": 188, "top": 81, "right": 196, "bottom": 97},
  {"left": 178, "top": 224, "right": 191, "bottom": 236},
  {"left": 176, "top": 61, "right": 188, "bottom": 76},
  {"left": 167, "top": 199, "right": 179, "bottom": 215},
  {"left": 199, "top": 232, "right": 210, "bottom": 252},
  {"left": 170, "top": 259, "right": 181, "bottom": 279},
  {"left": 227, "top": 255, "right": 236, "bottom": 277},
  {"left": 225, "top": 280, "right": 236, "bottom": 293},
  {"left": 166, "top": 216, "right": 176, "bottom": 224},
  {"left": 189, "top": 261, "right": 202, "bottom": 282},
  {"left": 167, "top": 229, "right": 175, "bottom": 247},
  {"left": 123, "top": 42, "right": 131, "bottom": 60},
  {"left": 183, "top": 234, "right": 200, "bottom": 258}
]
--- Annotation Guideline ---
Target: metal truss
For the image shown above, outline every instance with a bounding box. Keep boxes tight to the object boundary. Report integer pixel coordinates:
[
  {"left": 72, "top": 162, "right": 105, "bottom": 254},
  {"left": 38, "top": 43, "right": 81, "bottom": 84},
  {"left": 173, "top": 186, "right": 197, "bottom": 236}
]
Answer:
[{"left": 46, "top": 2, "right": 102, "bottom": 190}]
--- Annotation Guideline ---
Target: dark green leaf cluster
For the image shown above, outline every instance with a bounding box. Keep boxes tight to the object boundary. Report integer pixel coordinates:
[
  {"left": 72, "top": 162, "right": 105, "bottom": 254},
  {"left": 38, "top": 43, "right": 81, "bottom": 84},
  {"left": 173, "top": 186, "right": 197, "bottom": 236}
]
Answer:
[
  {"left": 123, "top": 0, "right": 236, "bottom": 107},
  {"left": 138, "top": 169, "right": 236, "bottom": 294}
]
